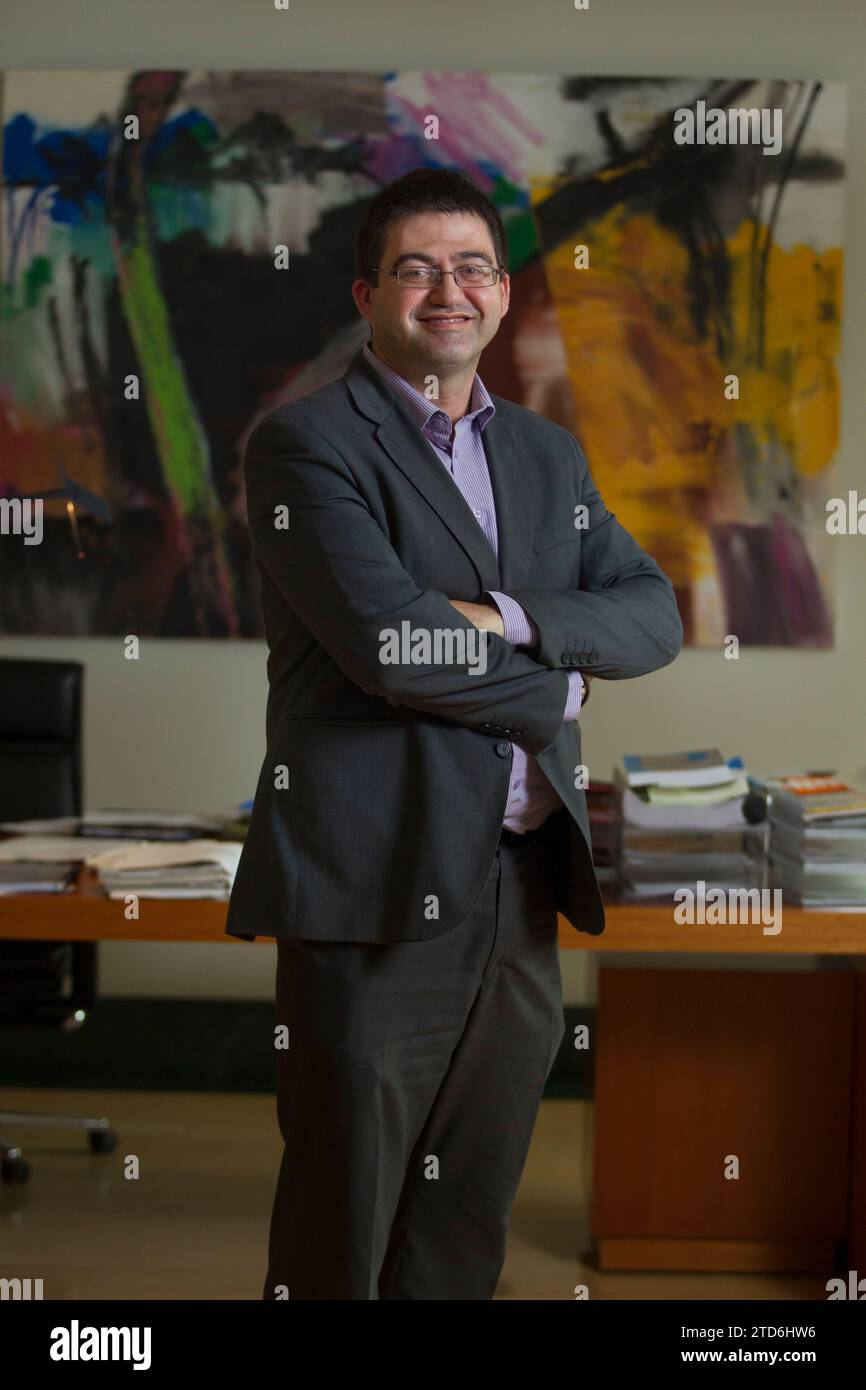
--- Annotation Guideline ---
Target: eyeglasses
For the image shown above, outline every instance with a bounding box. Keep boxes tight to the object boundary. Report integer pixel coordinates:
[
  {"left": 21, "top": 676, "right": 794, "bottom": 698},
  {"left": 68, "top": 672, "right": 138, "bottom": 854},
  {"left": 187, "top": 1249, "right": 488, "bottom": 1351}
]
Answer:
[{"left": 373, "top": 264, "right": 505, "bottom": 288}]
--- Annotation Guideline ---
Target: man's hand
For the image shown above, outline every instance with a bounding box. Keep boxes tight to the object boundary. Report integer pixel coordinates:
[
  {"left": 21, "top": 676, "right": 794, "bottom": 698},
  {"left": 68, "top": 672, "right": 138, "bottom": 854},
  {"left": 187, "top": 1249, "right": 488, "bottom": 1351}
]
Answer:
[
  {"left": 448, "top": 598, "right": 594, "bottom": 699},
  {"left": 447, "top": 599, "right": 505, "bottom": 638}
]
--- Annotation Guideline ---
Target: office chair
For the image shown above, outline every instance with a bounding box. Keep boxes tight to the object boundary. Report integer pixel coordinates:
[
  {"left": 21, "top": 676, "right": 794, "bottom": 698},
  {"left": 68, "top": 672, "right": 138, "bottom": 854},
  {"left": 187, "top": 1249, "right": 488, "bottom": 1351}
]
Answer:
[{"left": 0, "top": 657, "right": 116, "bottom": 1183}]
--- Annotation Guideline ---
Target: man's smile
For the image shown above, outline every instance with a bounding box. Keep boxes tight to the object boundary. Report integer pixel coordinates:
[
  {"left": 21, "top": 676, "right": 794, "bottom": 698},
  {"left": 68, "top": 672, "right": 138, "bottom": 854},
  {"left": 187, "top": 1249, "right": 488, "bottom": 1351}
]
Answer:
[{"left": 418, "top": 314, "right": 476, "bottom": 331}]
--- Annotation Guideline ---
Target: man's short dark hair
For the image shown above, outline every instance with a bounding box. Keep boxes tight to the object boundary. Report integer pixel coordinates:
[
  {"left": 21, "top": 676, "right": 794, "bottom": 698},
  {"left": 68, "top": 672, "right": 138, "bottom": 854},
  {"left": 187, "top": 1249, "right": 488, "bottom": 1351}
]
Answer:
[{"left": 355, "top": 168, "right": 508, "bottom": 286}]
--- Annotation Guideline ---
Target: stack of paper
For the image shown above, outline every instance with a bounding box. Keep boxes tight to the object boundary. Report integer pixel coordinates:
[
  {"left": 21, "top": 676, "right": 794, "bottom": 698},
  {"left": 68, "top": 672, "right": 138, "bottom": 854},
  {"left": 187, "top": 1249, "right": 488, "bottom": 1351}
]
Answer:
[
  {"left": 85, "top": 839, "right": 243, "bottom": 900},
  {"left": 614, "top": 750, "right": 764, "bottom": 901},
  {"left": 0, "top": 862, "right": 79, "bottom": 895}
]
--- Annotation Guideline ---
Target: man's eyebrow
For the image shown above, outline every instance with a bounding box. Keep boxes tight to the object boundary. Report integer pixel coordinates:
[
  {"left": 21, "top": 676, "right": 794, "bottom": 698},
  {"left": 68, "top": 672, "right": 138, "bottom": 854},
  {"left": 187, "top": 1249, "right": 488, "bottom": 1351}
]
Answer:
[{"left": 390, "top": 250, "right": 495, "bottom": 267}]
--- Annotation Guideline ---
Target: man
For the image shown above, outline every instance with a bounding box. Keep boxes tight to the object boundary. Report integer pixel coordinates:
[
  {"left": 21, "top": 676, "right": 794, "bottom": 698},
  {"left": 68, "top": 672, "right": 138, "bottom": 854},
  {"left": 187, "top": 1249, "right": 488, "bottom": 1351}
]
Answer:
[{"left": 226, "top": 168, "right": 683, "bottom": 1299}]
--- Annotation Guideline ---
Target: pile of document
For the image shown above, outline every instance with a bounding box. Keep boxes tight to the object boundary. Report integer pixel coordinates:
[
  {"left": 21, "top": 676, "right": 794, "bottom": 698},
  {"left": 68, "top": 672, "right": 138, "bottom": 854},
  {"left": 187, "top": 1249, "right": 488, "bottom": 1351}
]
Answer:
[
  {"left": 758, "top": 773, "right": 866, "bottom": 908},
  {"left": 0, "top": 860, "right": 80, "bottom": 895},
  {"left": 614, "top": 749, "right": 766, "bottom": 901},
  {"left": 0, "top": 810, "right": 247, "bottom": 899},
  {"left": 0, "top": 832, "right": 136, "bottom": 897},
  {"left": 85, "top": 839, "right": 243, "bottom": 900}
]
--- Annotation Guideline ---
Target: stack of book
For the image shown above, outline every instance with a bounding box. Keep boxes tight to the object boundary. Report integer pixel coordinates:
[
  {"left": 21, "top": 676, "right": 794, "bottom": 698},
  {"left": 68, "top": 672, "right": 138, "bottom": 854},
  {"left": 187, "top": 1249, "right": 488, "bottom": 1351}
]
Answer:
[
  {"left": 757, "top": 773, "right": 866, "bottom": 909},
  {"left": 613, "top": 749, "right": 766, "bottom": 901},
  {"left": 586, "top": 780, "right": 618, "bottom": 885}
]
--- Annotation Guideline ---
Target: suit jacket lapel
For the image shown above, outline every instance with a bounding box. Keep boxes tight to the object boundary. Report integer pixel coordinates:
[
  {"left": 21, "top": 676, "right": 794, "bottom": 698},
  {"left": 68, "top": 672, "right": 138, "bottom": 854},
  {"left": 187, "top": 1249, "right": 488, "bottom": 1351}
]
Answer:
[
  {"left": 343, "top": 347, "right": 534, "bottom": 596},
  {"left": 482, "top": 413, "right": 533, "bottom": 592}
]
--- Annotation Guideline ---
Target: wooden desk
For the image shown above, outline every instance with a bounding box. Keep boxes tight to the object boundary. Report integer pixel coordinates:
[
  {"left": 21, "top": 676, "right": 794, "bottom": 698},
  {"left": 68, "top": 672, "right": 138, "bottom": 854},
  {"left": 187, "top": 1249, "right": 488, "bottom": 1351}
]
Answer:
[
  {"left": 1, "top": 865, "right": 864, "bottom": 952},
  {"left": 1, "top": 873, "right": 864, "bottom": 1273}
]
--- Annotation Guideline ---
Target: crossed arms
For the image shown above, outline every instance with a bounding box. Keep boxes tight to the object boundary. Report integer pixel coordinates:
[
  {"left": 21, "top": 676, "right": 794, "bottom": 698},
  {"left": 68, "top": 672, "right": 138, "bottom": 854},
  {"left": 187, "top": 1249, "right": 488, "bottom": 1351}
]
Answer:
[
  {"left": 448, "top": 597, "right": 591, "bottom": 710},
  {"left": 244, "top": 414, "right": 683, "bottom": 757}
]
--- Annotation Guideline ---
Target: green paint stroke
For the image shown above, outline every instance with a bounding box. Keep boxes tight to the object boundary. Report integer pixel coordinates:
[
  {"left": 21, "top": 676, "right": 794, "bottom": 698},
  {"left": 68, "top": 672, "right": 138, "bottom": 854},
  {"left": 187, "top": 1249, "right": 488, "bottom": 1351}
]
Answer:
[{"left": 112, "top": 218, "right": 214, "bottom": 518}]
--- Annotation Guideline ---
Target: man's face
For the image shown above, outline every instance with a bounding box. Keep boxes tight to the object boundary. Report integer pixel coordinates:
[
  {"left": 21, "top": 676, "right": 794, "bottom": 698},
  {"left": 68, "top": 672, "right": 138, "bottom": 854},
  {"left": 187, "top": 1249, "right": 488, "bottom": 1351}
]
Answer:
[{"left": 352, "top": 211, "right": 510, "bottom": 374}]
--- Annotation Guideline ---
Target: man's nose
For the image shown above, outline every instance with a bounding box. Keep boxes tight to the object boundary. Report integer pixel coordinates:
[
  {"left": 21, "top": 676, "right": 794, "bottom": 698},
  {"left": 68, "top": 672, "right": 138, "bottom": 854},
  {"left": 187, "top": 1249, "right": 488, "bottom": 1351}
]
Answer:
[{"left": 427, "top": 273, "right": 471, "bottom": 306}]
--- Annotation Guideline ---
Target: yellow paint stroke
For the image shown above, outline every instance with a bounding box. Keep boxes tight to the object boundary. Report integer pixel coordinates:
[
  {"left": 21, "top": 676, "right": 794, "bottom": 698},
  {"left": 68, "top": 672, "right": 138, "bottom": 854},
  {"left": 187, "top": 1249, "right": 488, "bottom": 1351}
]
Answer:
[
  {"left": 537, "top": 197, "right": 842, "bottom": 595},
  {"left": 726, "top": 221, "right": 841, "bottom": 479}
]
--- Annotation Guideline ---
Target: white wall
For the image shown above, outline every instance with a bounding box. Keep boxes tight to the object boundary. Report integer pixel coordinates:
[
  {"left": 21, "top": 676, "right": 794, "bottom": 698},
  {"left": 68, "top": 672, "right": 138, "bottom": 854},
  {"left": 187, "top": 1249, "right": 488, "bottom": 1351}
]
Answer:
[{"left": 2, "top": 0, "right": 863, "bottom": 1002}]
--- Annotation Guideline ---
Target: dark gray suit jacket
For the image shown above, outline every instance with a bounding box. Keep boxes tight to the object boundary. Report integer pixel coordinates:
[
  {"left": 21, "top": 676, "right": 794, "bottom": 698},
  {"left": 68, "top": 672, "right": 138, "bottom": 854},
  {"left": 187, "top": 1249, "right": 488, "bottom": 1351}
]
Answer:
[{"left": 226, "top": 346, "right": 683, "bottom": 944}]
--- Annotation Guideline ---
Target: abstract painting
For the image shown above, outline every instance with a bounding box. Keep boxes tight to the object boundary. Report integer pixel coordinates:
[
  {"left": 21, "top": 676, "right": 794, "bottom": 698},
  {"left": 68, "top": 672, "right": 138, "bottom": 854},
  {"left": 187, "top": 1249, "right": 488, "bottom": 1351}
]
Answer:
[{"left": 0, "top": 71, "right": 846, "bottom": 643}]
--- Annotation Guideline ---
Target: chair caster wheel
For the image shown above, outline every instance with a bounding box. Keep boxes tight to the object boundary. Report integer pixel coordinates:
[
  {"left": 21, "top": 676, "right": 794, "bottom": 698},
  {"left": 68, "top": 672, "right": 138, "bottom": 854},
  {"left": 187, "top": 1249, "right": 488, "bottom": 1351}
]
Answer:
[
  {"left": 2, "top": 1155, "right": 30, "bottom": 1183},
  {"left": 89, "top": 1129, "right": 117, "bottom": 1155}
]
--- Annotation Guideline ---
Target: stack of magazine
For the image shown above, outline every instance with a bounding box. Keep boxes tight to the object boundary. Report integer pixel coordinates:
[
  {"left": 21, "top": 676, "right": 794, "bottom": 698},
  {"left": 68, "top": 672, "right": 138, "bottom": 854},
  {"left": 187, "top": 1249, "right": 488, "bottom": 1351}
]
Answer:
[
  {"left": 613, "top": 749, "right": 766, "bottom": 901},
  {"left": 757, "top": 773, "right": 866, "bottom": 909}
]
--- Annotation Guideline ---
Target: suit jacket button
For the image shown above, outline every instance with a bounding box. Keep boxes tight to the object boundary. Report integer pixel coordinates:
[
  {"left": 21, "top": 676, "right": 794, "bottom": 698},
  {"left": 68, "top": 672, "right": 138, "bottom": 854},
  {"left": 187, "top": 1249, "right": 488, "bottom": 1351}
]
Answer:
[
  {"left": 495, "top": 741, "right": 512, "bottom": 757},
  {"left": 561, "top": 652, "right": 572, "bottom": 664}
]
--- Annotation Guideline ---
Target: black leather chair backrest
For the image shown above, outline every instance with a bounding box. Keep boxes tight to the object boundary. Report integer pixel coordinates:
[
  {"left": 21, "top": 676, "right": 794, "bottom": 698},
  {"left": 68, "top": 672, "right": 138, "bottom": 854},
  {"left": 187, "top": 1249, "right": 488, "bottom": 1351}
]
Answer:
[
  {"left": 0, "top": 659, "right": 83, "bottom": 820},
  {"left": 0, "top": 659, "right": 88, "bottom": 1026}
]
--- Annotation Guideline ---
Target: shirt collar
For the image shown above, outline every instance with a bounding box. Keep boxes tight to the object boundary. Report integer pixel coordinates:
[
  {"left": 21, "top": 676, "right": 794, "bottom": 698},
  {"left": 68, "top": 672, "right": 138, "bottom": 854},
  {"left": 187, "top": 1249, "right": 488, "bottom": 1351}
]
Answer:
[{"left": 362, "top": 339, "right": 495, "bottom": 434}]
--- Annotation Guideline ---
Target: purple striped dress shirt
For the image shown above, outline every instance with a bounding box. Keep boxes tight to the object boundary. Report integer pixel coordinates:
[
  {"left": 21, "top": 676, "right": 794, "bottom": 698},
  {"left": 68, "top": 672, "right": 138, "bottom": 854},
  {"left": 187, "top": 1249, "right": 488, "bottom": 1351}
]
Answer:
[{"left": 361, "top": 339, "right": 584, "bottom": 834}]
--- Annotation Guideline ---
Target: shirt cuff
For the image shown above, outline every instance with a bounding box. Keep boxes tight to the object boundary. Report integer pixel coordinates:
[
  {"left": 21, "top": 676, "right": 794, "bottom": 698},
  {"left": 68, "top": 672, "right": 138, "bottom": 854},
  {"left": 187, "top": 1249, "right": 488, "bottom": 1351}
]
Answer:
[
  {"left": 486, "top": 591, "right": 538, "bottom": 648},
  {"left": 563, "top": 672, "right": 585, "bottom": 722}
]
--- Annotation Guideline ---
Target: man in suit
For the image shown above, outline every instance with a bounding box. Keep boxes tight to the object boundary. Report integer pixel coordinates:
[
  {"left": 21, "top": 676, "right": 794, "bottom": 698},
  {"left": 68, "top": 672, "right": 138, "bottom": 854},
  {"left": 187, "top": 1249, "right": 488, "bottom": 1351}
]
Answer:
[{"left": 226, "top": 168, "right": 683, "bottom": 1299}]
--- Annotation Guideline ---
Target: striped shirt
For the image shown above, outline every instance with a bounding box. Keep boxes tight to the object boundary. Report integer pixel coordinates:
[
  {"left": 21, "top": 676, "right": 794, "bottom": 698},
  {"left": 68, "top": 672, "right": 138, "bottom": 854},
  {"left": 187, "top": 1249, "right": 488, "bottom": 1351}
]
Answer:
[{"left": 361, "top": 339, "right": 583, "bottom": 833}]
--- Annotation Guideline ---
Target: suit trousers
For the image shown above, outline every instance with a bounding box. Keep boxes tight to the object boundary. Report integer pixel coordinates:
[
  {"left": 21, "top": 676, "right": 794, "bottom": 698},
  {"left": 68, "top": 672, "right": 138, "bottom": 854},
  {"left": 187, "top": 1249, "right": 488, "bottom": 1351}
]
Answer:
[{"left": 262, "top": 826, "right": 566, "bottom": 1300}]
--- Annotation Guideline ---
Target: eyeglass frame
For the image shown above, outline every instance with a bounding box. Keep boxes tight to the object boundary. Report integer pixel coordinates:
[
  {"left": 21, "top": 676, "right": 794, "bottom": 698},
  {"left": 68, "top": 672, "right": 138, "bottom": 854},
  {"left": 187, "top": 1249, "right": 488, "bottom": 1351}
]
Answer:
[{"left": 370, "top": 263, "right": 507, "bottom": 288}]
